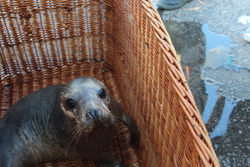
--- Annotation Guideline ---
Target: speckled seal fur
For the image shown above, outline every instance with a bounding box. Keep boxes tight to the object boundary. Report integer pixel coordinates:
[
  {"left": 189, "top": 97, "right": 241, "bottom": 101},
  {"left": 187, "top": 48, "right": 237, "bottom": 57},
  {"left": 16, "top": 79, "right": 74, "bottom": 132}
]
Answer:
[{"left": 0, "top": 76, "right": 140, "bottom": 167}]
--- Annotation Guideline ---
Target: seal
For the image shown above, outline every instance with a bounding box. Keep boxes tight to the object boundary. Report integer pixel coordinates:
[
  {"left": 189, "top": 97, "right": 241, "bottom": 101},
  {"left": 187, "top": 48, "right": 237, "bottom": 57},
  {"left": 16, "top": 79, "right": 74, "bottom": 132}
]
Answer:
[{"left": 0, "top": 76, "right": 140, "bottom": 167}]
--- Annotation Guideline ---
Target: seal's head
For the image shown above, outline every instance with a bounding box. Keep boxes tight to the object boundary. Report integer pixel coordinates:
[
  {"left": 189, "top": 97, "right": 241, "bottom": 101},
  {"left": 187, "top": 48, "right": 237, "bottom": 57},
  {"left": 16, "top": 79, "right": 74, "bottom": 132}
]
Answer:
[{"left": 60, "top": 76, "right": 112, "bottom": 133}]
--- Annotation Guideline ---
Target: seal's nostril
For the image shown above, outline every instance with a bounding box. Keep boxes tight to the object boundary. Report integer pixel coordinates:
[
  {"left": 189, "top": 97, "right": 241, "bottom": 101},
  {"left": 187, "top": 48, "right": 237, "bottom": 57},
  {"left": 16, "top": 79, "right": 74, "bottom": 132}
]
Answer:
[{"left": 87, "top": 109, "right": 100, "bottom": 119}]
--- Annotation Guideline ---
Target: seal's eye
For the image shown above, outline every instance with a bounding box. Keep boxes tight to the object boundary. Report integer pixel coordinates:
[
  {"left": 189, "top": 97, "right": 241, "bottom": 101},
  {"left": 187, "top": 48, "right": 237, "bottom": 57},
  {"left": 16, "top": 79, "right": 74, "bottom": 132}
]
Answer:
[
  {"left": 98, "top": 88, "right": 106, "bottom": 99},
  {"left": 66, "top": 98, "right": 76, "bottom": 109}
]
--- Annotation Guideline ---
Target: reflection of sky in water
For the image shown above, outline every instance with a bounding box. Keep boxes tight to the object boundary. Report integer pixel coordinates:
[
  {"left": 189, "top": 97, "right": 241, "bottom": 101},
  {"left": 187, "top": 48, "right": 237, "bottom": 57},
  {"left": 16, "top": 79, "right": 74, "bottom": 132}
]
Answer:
[
  {"left": 201, "top": 25, "right": 238, "bottom": 138},
  {"left": 202, "top": 84, "right": 238, "bottom": 138},
  {"left": 210, "top": 97, "right": 237, "bottom": 138},
  {"left": 202, "top": 24, "right": 242, "bottom": 71},
  {"left": 202, "top": 84, "right": 218, "bottom": 124},
  {"left": 202, "top": 24, "right": 231, "bottom": 54}
]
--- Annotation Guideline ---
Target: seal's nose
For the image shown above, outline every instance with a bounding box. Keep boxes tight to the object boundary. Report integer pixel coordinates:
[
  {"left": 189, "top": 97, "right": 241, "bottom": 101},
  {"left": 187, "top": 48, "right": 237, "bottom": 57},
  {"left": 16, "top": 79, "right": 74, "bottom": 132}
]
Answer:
[{"left": 87, "top": 109, "right": 100, "bottom": 120}]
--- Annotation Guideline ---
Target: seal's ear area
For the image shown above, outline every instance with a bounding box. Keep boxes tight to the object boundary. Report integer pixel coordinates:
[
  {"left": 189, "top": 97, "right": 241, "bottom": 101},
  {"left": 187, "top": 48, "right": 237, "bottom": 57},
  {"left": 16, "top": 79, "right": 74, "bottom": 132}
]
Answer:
[{"left": 108, "top": 97, "right": 140, "bottom": 148}]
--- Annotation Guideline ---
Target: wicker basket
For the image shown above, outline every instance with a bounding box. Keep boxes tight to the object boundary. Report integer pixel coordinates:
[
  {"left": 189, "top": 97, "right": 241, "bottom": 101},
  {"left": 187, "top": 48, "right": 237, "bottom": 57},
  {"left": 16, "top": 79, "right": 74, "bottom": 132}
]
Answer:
[{"left": 0, "top": 0, "right": 219, "bottom": 166}]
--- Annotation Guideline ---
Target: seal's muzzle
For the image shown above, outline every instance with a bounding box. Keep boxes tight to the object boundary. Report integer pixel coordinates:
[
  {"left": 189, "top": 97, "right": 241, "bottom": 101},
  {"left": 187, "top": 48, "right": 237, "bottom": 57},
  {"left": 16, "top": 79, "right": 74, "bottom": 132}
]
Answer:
[{"left": 87, "top": 109, "right": 101, "bottom": 124}]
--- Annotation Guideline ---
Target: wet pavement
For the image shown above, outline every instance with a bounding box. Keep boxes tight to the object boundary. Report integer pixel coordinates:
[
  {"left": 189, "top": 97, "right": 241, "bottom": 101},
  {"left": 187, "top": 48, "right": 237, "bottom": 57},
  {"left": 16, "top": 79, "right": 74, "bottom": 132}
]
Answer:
[{"left": 152, "top": 0, "right": 250, "bottom": 166}]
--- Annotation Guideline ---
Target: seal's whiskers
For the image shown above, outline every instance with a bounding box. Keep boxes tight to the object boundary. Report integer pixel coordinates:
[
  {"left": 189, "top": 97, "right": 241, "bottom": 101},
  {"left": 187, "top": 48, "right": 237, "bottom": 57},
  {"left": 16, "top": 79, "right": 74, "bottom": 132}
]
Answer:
[
  {"left": 110, "top": 121, "right": 121, "bottom": 133},
  {"left": 72, "top": 126, "right": 83, "bottom": 156},
  {"left": 66, "top": 124, "right": 82, "bottom": 156},
  {"left": 100, "top": 101, "right": 109, "bottom": 111}
]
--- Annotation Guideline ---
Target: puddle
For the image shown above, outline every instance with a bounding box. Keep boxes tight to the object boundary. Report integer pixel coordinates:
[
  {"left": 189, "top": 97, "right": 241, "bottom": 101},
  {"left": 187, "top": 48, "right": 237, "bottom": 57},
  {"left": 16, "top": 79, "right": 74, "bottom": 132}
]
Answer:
[
  {"left": 203, "top": 83, "right": 238, "bottom": 138},
  {"left": 201, "top": 24, "right": 231, "bottom": 54},
  {"left": 202, "top": 84, "right": 218, "bottom": 124},
  {"left": 209, "top": 97, "right": 237, "bottom": 138},
  {"left": 201, "top": 24, "right": 243, "bottom": 71},
  {"left": 161, "top": 20, "right": 250, "bottom": 138},
  {"left": 160, "top": 10, "right": 250, "bottom": 167},
  {"left": 200, "top": 24, "right": 242, "bottom": 138}
]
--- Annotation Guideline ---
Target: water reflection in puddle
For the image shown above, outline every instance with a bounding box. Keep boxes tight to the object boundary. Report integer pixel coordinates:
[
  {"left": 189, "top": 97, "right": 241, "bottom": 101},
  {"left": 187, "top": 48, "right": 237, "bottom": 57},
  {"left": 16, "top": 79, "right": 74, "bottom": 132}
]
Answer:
[
  {"left": 201, "top": 24, "right": 231, "bottom": 54},
  {"left": 162, "top": 20, "right": 242, "bottom": 138},
  {"left": 203, "top": 83, "right": 238, "bottom": 138},
  {"left": 202, "top": 84, "right": 218, "bottom": 124},
  {"left": 160, "top": 11, "right": 250, "bottom": 167},
  {"left": 201, "top": 24, "right": 239, "bottom": 138}
]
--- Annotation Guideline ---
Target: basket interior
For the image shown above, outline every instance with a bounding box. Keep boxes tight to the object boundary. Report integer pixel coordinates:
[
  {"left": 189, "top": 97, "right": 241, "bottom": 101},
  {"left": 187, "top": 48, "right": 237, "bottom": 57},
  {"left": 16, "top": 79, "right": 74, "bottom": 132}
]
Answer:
[{"left": 0, "top": 0, "right": 219, "bottom": 166}]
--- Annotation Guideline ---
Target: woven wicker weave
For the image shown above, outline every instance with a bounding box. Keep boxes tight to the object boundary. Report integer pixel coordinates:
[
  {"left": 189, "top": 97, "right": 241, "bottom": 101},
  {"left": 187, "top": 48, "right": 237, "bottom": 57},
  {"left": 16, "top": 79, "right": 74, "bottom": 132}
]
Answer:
[{"left": 0, "top": 0, "right": 219, "bottom": 166}]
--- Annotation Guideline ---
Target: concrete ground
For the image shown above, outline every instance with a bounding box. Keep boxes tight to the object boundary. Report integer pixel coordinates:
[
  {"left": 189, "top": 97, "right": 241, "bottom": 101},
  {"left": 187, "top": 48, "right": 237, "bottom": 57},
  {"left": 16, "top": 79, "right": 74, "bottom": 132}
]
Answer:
[{"left": 152, "top": 0, "right": 250, "bottom": 166}]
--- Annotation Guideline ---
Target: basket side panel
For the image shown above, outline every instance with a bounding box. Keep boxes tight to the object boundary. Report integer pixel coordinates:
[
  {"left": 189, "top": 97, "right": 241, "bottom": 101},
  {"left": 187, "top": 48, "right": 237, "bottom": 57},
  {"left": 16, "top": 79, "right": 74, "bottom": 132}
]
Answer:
[
  {"left": 0, "top": 0, "right": 114, "bottom": 83},
  {"left": 112, "top": 0, "right": 219, "bottom": 166}
]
